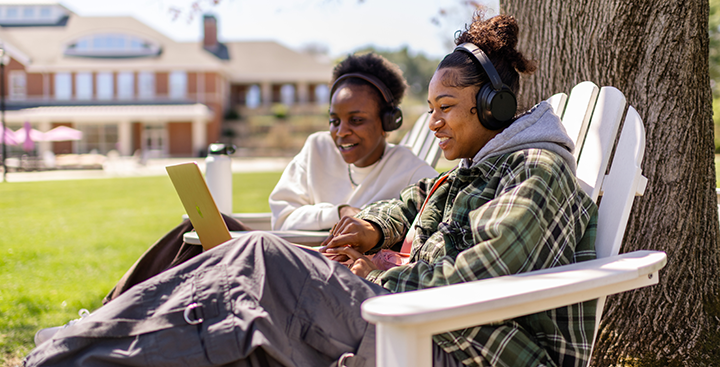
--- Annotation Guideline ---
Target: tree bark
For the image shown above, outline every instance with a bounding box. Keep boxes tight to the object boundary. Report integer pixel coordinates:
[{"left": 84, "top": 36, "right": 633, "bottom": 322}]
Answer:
[{"left": 500, "top": 0, "right": 720, "bottom": 365}]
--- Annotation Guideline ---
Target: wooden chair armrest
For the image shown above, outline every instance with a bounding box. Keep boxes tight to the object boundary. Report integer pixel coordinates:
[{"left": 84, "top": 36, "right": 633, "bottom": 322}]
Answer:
[{"left": 361, "top": 250, "right": 666, "bottom": 367}]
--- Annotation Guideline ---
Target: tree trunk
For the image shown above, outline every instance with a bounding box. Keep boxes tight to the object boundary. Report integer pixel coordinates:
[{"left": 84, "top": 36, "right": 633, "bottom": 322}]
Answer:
[{"left": 500, "top": 0, "right": 720, "bottom": 365}]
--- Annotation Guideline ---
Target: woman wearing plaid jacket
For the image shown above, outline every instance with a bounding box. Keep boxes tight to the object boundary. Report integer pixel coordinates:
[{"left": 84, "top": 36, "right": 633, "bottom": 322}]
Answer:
[
  {"left": 322, "top": 12, "right": 598, "bottom": 367},
  {"left": 25, "top": 12, "right": 597, "bottom": 367}
]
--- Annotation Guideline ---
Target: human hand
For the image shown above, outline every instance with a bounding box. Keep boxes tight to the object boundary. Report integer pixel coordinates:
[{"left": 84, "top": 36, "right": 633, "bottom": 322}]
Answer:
[
  {"left": 338, "top": 205, "right": 361, "bottom": 218},
  {"left": 319, "top": 216, "right": 381, "bottom": 255},
  {"left": 325, "top": 246, "right": 378, "bottom": 278}
]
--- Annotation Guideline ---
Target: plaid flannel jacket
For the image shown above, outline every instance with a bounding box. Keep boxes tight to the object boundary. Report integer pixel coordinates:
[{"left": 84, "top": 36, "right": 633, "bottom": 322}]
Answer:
[{"left": 357, "top": 149, "right": 598, "bottom": 367}]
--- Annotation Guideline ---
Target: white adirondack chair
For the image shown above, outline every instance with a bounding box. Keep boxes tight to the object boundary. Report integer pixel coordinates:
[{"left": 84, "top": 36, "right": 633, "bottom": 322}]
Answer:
[
  {"left": 226, "top": 114, "right": 441, "bottom": 231},
  {"left": 361, "top": 82, "right": 666, "bottom": 367},
  {"left": 398, "top": 113, "right": 441, "bottom": 168}
]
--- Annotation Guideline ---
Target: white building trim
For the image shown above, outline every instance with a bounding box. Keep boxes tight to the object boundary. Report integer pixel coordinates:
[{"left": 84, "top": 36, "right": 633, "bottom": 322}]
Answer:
[{"left": 3, "top": 103, "right": 213, "bottom": 123}]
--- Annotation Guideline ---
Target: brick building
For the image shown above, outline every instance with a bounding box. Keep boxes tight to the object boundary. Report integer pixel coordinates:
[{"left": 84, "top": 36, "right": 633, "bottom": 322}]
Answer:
[{"left": 0, "top": 1, "right": 333, "bottom": 157}]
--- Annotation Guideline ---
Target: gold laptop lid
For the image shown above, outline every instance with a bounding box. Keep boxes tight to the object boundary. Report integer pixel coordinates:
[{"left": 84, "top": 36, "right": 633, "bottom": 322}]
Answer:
[{"left": 166, "top": 162, "right": 231, "bottom": 250}]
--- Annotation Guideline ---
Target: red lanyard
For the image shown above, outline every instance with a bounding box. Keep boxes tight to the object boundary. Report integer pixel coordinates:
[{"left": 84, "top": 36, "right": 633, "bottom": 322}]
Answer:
[
  {"left": 421, "top": 173, "right": 450, "bottom": 214},
  {"left": 399, "top": 170, "right": 452, "bottom": 254}
]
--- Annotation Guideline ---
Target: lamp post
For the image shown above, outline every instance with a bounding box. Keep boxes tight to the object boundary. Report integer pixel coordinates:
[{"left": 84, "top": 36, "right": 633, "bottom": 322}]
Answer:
[{"left": 0, "top": 44, "right": 6, "bottom": 183}]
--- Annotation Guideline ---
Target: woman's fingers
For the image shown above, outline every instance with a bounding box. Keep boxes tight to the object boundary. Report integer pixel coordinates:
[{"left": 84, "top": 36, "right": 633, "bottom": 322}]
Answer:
[
  {"left": 331, "top": 245, "right": 364, "bottom": 260},
  {"left": 321, "top": 251, "right": 350, "bottom": 262},
  {"left": 320, "top": 217, "right": 380, "bottom": 255},
  {"left": 332, "top": 246, "right": 378, "bottom": 278}
]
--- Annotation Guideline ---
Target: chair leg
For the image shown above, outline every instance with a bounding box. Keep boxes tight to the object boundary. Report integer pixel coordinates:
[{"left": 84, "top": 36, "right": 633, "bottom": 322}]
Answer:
[{"left": 375, "top": 323, "right": 432, "bottom": 367}]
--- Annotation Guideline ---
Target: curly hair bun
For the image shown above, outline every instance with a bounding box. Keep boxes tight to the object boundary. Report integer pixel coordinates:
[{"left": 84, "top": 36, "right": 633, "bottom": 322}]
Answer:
[{"left": 456, "top": 13, "right": 536, "bottom": 75}]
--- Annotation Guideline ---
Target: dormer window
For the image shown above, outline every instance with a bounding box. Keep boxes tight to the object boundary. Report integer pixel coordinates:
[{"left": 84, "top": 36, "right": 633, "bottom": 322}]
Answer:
[
  {"left": 65, "top": 33, "right": 161, "bottom": 58},
  {"left": 0, "top": 4, "right": 69, "bottom": 26}
]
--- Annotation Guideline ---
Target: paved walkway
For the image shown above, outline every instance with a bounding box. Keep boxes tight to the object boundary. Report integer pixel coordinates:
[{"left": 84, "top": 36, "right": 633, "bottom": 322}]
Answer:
[{"left": 2, "top": 156, "right": 293, "bottom": 182}]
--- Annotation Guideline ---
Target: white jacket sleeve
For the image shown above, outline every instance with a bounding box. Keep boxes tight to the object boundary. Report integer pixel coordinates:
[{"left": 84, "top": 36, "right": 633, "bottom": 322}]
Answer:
[{"left": 268, "top": 145, "right": 340, "bottom": 231}]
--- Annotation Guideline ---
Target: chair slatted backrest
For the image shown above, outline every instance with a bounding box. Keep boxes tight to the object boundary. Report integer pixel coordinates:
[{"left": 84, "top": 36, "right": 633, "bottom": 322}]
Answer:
[
  {"left": 398, "top": 114, "right": 429, "bottom": 151},
  {"left": 550, "top": 82, "right": 648, "bottom": 357},
  {"left": 399, "top": 113, "right": 441, "bottom": 168}
]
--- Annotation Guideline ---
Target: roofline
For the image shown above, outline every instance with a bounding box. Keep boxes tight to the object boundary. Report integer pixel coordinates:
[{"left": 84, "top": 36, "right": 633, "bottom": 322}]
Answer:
[
  {"left": 0, "top": 39, "right": 31, "bottom": 66},
  {"left": 25, "top": 63, "right": 226, "bottom": 73}
]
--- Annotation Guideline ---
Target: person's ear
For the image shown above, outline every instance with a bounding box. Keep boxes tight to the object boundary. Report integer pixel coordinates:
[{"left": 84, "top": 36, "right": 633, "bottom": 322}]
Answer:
[{"left": 470, "top": 106, "right": 478, "bottom": 115}]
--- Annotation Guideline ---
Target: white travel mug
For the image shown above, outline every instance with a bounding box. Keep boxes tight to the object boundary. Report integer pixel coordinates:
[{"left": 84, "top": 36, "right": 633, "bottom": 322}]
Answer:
[{"left": 205, "top": 143, "right": 235, "bottom": 214}]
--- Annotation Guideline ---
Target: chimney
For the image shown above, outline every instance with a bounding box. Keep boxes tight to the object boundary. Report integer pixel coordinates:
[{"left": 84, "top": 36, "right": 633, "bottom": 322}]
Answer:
[{"left": 203, "top": 15, "right": 218, "bottom": 49}]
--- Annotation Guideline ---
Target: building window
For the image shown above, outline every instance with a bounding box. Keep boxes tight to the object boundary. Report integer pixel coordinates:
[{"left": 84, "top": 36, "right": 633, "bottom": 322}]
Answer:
[
  {"left": 65, "top": 33, "right": 161, "bottom": 58},
  {"left": 9, "top": 71, "right": 26, "bottom": 100},
  {"left": 54, "top": 72, "right": 71, "bottom": 100},
  {"left": 246, "top": 85, "right": 260, "bottom": 109},
  {"left": 169, "top": 71, "right": 187, "bottom": 100},
  {"left": 78, "top": 124, "right": 118, "bottom": 155},
  {"left": 39, "top": 6, "right": 51, "bottom": 18},
  {"left": 96, "top": 72, "right": 113, "bottom": 100},
  {"left": 138, "top": 71, "right": 154, "bottom": 99},
  {"left": 22, "top": 7, "right": 33, "bottom": 18},
  {"left": 117, "top": 71, "right": 133, "bottom": 100},
  {"left": 314, "top": 84, "right": 329, "bottom": 104},
  {"left": 75, "top": 72, "right": 92, "bottom": 100},
  {"left": 280, "top": 84, "right": 295, "bottom": 106},
  {"left": 75, "top": 39, "right": 89, "bottom": 51},
  {"left": 6, "top": 7, "right": 18, "bottom": 18}
]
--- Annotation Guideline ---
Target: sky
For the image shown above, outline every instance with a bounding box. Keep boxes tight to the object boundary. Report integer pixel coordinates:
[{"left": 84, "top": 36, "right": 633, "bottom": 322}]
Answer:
[{"left": 56, "top": 0, "right": 499, "bottom": 59}]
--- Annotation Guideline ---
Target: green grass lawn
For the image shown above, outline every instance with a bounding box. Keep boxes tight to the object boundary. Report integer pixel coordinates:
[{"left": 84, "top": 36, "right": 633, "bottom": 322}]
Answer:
[
  {"left": 2, "top": 159, "right": 716, "bottom": 365},
  {"left": 0, "top": 171, "right": 281, "bottom": 365}
]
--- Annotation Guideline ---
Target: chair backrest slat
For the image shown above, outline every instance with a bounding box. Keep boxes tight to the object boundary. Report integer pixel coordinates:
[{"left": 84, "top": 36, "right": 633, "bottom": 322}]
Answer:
[
  {"left": 423, "top": 139, "right": 441, "bottom": 168},
  {"left": 399, "top": 114, "right": 427, "bottom": 148},
  {"left": 400, "top": 113, "right": 441, "bottom": 168},
  {"left": 595, "top": 106, "right": 646, "bottom": 259},
  {"left": 561, "top": 82, "right": 600, "bottom": 158},
  {"left": 547, "top": 92, "right": 568, "bottom": 117},
  {"left": 590, "top": 106, "right": 646, "bottom": 356},
  {"left": 575, "top": 86, "right": 626, "bottom": 201},
  {"left": 411, "top": 118, "right": 432, "bottom": 157}
]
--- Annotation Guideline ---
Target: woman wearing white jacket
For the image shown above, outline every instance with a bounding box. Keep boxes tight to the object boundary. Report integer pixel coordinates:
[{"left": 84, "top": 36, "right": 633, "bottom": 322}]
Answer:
[{"left": 94, "top": 53, "right": 437, "bottom": 306}]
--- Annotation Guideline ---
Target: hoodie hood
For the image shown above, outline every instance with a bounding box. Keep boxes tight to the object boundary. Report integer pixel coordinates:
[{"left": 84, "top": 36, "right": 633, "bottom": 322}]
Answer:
[{"left": 462, "top": 101, "right": 576, "bottom": 173}]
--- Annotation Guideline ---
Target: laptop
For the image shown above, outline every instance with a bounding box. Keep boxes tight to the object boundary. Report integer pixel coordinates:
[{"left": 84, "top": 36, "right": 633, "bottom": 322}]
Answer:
[{"left": 166, "top": 162, "right": 232, "bottom": 251}]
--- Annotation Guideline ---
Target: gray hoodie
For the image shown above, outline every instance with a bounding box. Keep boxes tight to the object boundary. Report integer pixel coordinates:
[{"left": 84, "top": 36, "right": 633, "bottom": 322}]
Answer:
[{"left": 462, "top": 101, "right": 576, "bottom": 173}]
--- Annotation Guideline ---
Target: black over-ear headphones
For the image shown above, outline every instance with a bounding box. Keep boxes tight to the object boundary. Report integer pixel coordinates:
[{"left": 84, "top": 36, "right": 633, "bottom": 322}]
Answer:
[
  {"left": 329, "top": 72, "right": 403, "bottom": 132},
  {"left": 453, "top": 43, "right": 517, "bottom": 130}
]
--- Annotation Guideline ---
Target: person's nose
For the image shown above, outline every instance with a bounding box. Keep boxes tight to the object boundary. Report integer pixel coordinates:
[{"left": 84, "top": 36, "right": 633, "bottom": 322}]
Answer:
[
  {"left": 428, "top": 112, "right": 443, "bottom": 132},
  {"left": 336, "top": 120, "right": 352, "bottom": 137}
]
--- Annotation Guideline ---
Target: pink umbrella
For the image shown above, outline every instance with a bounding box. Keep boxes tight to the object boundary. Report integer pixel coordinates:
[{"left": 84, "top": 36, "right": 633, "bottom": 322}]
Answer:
[
  {"left": 42, "top": 126, "right": 82, "bottom": 141},
  {"left": 14, "top": 123, "right": 44, "bottom": 143},
  {"left": 0, "top": 125, "right": 18, "bottom": 145},
  {"left": 13, "top": 122, "right": 43, "bottom": 152},
  {"left": 23, "top": 121, "right": 35, "bottom": 152}
]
